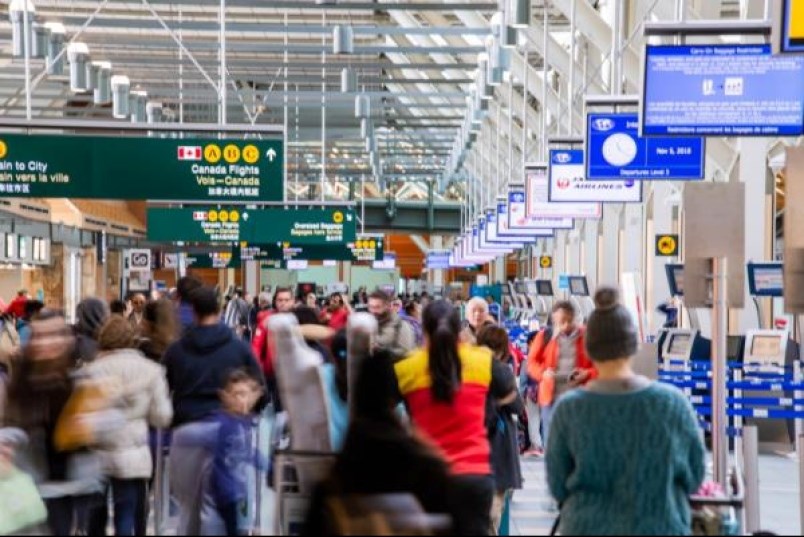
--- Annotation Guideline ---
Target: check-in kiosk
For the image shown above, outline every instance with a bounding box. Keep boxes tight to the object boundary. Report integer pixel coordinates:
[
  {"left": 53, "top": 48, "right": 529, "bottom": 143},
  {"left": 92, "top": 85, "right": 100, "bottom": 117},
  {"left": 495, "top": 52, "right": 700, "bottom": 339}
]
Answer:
[
  {"left": 502, "top": 282, "right": 515, "bottom": 322},
  {"left": 568, "top": 276, "right": 594, "bottom": 323},
  {"left": 512, "top": 280, "right": 530, "bottom": 323},
  {"left": 661, "top": 329, "right": 712, "bottom": 366},
  {"left": 747, "top": 262, "right": 784, "bottom": 329},
  {"left": 741, "top": 330, "right": 798, "bottom": 448},
  {"left": 525, "top": 279, "right": 554, "bottom": 328}
]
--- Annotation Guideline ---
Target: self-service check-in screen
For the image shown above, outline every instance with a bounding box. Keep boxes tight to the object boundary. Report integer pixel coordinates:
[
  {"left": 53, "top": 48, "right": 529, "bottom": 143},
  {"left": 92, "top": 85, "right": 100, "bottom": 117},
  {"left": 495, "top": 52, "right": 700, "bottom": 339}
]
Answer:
[
  {"left": 537, "top": 280, "right": 554, "bottom": 296},
  {"left": 514, "top": 282, "right": 527, "bottom": 294},
  {"left": 751, "top": 335, "right": 782, "bottom": 357},
  {"left": 569, "top": 277, "right": 589, "bottom": 296},
  {"left": 668, "top": 334, "right": 692, "bottom": 356}
]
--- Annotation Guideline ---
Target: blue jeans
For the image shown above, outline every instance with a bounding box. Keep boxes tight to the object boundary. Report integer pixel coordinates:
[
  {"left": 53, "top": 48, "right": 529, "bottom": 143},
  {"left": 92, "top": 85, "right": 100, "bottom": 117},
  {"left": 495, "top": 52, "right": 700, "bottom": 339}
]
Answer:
[
  {"left": 541, "top": 404, "right": 555, "bottom": 449},
  {"left": 111, "top": 478, "right": 147, "bottom": 536}
]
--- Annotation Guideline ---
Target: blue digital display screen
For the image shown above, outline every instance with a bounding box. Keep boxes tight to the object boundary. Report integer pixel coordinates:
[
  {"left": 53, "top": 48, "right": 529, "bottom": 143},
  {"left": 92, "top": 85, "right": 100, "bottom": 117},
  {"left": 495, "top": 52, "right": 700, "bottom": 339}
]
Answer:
[
  {"left": 747, "top": 262, "right": 784, "bottom": 297},
  {"left": 586, "top": 113, "right": 705, "bottom": 180},
  {"left": 642, "top": 45, "right": 804, "bottom": 136},
  {"left": 426, "top": 251, "right": 451, "bottom": 270}
]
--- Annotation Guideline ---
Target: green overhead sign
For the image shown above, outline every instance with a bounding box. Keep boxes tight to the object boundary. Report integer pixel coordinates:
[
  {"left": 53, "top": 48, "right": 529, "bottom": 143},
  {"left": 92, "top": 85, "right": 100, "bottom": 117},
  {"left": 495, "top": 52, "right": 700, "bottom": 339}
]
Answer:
[
  {"left": 187, "top": 249, "right": 242, "bottom": 269},
  {"left": 147, "top": 207, "right": 356, "bottom": 244},
  {"left": 241, "top": 234, "right": 384, "bottom": 262},
  {"left": 0, "top": 133, "right": 283, "bottom": 202}
]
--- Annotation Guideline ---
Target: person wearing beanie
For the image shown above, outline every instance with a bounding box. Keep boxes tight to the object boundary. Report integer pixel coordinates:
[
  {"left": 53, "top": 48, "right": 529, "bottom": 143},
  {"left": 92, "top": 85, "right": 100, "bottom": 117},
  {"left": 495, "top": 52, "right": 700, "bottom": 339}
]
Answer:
[
  {"left": 84, "top": 316, "right": 173, "bottom": 536},
  {"left": 545, "top": 287, "right": 705, "bottom": 536},
  {"left": 526, "top": 300, "right": 597, "bottom": 446}
]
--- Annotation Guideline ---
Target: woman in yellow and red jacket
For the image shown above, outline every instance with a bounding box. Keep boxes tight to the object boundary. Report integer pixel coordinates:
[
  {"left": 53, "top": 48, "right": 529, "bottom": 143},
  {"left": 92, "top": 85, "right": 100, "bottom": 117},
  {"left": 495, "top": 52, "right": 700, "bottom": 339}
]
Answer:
[{"left": 527, "top": 301, "right": 597, "bottom": 446}]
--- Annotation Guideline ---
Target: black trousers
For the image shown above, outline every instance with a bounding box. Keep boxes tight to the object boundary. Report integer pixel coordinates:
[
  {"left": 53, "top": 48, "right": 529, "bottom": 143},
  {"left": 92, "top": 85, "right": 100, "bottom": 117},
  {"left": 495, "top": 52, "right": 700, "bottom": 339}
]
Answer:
[{"left": 447, "top": 474, "right": 495, "bottom": 536}]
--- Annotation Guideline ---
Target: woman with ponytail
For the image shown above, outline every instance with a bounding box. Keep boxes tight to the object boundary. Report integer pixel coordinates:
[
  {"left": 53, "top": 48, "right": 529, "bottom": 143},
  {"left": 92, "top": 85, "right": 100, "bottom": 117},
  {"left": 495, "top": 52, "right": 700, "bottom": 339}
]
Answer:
[{"left": 394, "top": 300, "right": 518, "bottom": 536}]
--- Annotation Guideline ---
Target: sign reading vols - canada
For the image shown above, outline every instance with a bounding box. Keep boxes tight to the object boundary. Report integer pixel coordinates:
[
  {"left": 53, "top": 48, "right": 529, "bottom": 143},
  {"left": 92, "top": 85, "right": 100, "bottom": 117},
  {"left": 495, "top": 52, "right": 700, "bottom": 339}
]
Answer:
[
  {"left": 0, "top": 133, "right": 284, "bottom": 201},
  {"left": 586, "top": 114, "right": 704, "bottom": 180},
  {"left": 642, "top": 45, "right": 804, "bottom": 136}
]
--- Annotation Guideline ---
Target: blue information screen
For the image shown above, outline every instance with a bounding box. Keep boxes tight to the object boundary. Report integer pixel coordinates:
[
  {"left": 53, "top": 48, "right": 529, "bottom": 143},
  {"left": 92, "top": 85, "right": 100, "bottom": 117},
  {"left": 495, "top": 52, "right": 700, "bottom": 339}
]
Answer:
[
  {"left": 587, "top": 113, "right": 705, "bottom": 180},
  {"left": 642, "top": 44, "right": 804, "bottom": 136},
  {"left": 426, "top": 251, "right": 451, "bottom": 270}
]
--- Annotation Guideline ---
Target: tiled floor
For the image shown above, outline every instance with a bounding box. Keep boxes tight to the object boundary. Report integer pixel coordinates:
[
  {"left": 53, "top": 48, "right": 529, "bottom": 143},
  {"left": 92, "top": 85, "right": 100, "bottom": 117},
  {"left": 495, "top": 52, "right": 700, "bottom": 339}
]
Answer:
[{"left": 510, "top": 454, "right": 801, "bottom": 536}]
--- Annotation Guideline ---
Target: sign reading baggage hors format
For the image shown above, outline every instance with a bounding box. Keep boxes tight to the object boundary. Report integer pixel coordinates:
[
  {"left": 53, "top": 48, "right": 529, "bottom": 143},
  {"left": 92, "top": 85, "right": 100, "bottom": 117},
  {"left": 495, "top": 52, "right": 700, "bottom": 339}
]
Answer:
[
  {"left": 0, "top": 133, "right": 284, "bottom": 202},
  {"left": 147, "top": 207, "right": 356, "bottom": 244}
]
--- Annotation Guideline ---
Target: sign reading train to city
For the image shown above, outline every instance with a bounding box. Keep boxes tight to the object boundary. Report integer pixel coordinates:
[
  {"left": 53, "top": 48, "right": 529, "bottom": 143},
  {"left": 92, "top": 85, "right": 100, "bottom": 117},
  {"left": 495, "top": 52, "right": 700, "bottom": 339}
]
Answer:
[
  {"left": 147, "top": 207, "right": 356, "bottom": 245},
  {"left": 0, "top": 133, "right": 284, "bottom": 202}
]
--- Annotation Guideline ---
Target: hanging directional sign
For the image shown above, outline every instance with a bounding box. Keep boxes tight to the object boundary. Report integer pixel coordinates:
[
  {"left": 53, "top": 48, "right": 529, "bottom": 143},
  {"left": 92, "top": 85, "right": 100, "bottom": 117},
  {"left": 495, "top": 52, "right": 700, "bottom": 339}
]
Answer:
[
  {"left": 147, "top": 207, "right": 356, "bottom": 244},
  {"left": 586, "top": 113, "right": 705, "bottom": 180},
  {"left": 655, "top": 234, "right": 680, "bottom": 257},
  {"left": 548, "top": 150, "right": 642, "bottom": 203},
  {"left": 540, "top": 255, "right": 553, "bottom": 269},
  {"left": 0, "top": 133, "right": 284, "bottom": 201},
  {"left": 187, "top": 249, "right": 242, "bottom": 269},
  {"left": 240, "top": 236, "right": 384, "bottom": 262},
  {"left": 642, "top": 44, "right": 804, "bottom": 136},
  {"left": 526, "top": 166, "right": 602, "bottom": 219}
]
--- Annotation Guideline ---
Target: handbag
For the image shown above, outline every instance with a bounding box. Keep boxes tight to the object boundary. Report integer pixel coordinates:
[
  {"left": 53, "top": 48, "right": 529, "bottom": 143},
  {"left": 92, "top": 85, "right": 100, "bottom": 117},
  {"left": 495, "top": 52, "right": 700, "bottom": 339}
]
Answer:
[
  {"left": 0, "top": 467, "right": 48, "bottom": 535},
  {"left": 53, "top": 377, "right": 113, "bottom": 452}
]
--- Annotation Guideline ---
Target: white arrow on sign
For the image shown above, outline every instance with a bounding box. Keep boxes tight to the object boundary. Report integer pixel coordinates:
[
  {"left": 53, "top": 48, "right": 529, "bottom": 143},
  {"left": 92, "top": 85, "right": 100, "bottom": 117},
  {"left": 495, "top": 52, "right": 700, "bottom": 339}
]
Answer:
[
  {"left": 266, "top": 148, "right": 277, "bottom": 162},
  {"left": 242, "top": 213, "right": 249, "bottom": 221},
  {"left": 346, "top": 213, "right": 353, "bottom": 221}
]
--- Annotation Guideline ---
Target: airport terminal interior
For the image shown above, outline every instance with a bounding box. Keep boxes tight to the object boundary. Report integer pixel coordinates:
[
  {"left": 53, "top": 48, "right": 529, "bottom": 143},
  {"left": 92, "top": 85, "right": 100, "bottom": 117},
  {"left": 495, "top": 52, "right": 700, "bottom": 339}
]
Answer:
[{"left": 0, "top": 0, "right": 803, "bottom": 535}]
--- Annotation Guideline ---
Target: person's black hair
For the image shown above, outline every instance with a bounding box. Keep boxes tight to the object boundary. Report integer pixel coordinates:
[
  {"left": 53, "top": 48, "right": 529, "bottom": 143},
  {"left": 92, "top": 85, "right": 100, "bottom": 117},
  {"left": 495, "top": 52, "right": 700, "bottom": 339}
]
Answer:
[
  {"left": 273, "top": 287, "right": 293, "bottom": 309},
  {"left": 422, "top": 300, "right": 462, "bottom": 404},
  {"left": 177, "top": 275, "right": 203, "bottom": 301},
  {"left": 190, "top": 286, "right": 220, "bottom": 318},
  {"left": 368, "top": 290, "right": 391, "bottom": 303},
  {"left": 223, "top": 367, "right": 262, "bottom": 390},
  {"left": 293, "top": 306, "right": 322, "bottom": 327},
  {"left": 404, "top": 301, "right": 418, "bottom": 317},
  {"left": 23, "top": 299, "right": 44, "bottom": 320},
  {"left": 552, "top": 300, "right": 577, "bottom": 320},
  {"left": 352, "top": 348, "right": 399, "bottom": 421},
  {"left": 109, "top": 299, "right": 127, "bottom": 315},
  {"left": 329, "top": 329, "right": 348, "bottom": 401}
]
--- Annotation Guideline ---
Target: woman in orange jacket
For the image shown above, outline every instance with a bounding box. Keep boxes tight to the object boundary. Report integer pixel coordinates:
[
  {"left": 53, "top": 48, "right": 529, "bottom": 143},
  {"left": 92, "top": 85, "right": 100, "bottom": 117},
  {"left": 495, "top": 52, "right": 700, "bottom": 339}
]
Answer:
[{"left": 527, "top": 301, "right": 597, "bottom": 446}]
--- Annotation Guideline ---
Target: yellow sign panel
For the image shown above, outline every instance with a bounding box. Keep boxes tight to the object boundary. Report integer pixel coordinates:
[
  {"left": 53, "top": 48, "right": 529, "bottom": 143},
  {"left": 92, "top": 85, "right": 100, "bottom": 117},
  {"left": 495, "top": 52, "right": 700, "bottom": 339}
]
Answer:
[
  {"left": 656, "top": 234, "right": 679, "bottom": 256},
  {"left": 219, "top": 210, "right": 230, "bottom": 223},
  {"left": 540, "top": 256, "right": 552, "bottom": 269},
  {"left": 791, "top": 0, "right": 804, "bottom": 41},
  {"left": 208, "top": 210, "right": 218, "bottom": 223},
  {"left": 204, "top": 144, "right": 222, "bottom": 164},
  {"left": 223, "top": 144, "right": 241, "bottom": 164},
  {"left": 242, "top": 144, "right": 260, "bottom": 164},
  {"left": 333, "top": 211, "right": 344, "bottom": 224},
  {"left": 0, "top": 140, "right": 7, "bottom": 160}
]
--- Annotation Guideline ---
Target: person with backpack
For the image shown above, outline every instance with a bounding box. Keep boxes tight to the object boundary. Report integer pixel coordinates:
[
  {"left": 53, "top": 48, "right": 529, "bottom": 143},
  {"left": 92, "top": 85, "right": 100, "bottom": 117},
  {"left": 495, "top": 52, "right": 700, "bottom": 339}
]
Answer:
[
  {"left": 223, "top": 288, "right": 250, "bottom": 340},
  {"left": 526, "top": 300, "right": 597, "bottom": 447},
  {"left": 545, "top": 288, "right": 705, "bottom": 535}
]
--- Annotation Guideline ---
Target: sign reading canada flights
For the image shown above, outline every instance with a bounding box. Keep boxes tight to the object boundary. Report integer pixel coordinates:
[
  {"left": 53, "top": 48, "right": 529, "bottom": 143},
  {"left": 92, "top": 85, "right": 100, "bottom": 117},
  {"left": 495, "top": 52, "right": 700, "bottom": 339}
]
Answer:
[
  {"left": 0, "top": 133, "right": 283, "bottom": 201},
  {"left": 525, "top": 166, "right": 601, "bottom": 219},
  {"left": 146, "top": 207, "right": 356, "bottom": 244},
  {"left": 548, "top": 150, "right": 642, "bottom": 204}
]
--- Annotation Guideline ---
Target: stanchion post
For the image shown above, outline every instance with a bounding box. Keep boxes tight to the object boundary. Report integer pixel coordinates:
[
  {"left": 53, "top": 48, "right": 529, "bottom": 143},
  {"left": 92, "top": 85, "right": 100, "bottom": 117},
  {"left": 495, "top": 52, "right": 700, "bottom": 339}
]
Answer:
[
  {"left": 799, "top": 435, "right": 804, "bottom": 536},
  {"left": 734, "top": 368, "right": 744, "bottom": 469},
  {"left": 711, "top": 256, "right": 729, "bottom": 488},
  {"left": 154, "top": 428, "right": 165, "bottom": 536},
  {"left": 797, "top": 330, "right": 803, "bottom": 460},
  {"left": 743, "top": 424, "right": 760, "bottom": 534}
]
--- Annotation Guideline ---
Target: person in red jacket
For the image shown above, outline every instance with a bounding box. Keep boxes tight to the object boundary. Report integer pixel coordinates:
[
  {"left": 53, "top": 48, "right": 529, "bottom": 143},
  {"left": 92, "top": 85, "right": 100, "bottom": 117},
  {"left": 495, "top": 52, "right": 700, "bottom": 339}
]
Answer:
[
  {"left": 527, "top": 301, "right": 597, "bottom": 447},
  {"left": 5, "top": 289, "right": 29, "bottom": 319},
  {"left": 320, "top": 292, "right": 350, "bottom": 332},
  {"left": 251, "top": 287, "right": 295, "bottom": 410}
]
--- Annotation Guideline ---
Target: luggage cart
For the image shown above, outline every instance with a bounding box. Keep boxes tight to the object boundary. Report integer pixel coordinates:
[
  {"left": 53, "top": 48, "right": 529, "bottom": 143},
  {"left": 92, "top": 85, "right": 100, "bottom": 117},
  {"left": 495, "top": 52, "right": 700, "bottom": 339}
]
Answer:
[
  {"left": 689, "top": 469, "right": 745, "bottom": 536},
  {"left": 273, "top": 450, "right": 337, "bottom": 536}
]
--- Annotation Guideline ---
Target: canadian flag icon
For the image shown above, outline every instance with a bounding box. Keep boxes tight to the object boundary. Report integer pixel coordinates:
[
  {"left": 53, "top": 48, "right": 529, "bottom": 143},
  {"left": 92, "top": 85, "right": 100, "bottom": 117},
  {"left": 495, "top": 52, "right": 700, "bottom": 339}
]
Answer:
[
  {"left": 177, "top": 146, "right": 202, "bottom": 161},
  {"left": 193, "top": 211, "right": 207, "bottom": 221}
]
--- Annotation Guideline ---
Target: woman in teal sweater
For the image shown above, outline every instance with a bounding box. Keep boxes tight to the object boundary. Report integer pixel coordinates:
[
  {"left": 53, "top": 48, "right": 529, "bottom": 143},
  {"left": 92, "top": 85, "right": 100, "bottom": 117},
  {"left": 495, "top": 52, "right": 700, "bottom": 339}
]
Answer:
[{"left": 546, "top": 287, "right": 705, "bottom": 536}]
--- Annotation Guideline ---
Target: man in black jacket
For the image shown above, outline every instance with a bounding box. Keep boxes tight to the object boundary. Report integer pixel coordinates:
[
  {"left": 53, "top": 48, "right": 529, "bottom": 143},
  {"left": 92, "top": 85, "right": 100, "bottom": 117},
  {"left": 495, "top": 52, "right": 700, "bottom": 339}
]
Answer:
[{"left": 164, "top": 286, "right": 265, "bottom": 534}]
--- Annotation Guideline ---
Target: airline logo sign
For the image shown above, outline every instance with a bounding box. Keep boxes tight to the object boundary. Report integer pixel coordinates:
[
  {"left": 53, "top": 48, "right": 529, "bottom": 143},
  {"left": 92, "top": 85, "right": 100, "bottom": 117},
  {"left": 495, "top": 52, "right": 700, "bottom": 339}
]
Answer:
[
  {"left": 177, "top": 146, "right": 203, "bottom": 161},
  {"left": 548, "top": 150, "right": 642, "bottom": 204}
]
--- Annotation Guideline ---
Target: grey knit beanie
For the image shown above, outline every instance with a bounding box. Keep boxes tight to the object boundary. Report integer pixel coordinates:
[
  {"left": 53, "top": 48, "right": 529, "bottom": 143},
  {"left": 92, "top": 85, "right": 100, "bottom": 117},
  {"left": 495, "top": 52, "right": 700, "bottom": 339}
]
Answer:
[{"left": 585, "top": 287, "right": 639, "bottom": 362}]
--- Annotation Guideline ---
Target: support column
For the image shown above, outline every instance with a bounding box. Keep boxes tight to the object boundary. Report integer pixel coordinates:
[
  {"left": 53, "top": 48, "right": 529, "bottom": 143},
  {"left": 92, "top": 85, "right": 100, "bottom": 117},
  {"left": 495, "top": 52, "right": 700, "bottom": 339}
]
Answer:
[
  {"left": 736, "top": 138, "right": 773, "bottom": 331},
  {"left": 245, "top": 260, "right": 258, "bottom": 297},
  {"left": 599, "top": 205, "right": 620, "bottom": 285},
  {"left": 494, "top": 256, "right": 506, "bottom": 285},
  {"left": 431, "top": 235, "right": 445, "bottom": 288},
  {"left": 649, "top": 182, "right": 676, "bottom": 333},
  {"left": 583, "top": 220, "right": 599, "bottom": 291},
  {"left": 621, "top": 203, "right": 645, "bottom": 277}
]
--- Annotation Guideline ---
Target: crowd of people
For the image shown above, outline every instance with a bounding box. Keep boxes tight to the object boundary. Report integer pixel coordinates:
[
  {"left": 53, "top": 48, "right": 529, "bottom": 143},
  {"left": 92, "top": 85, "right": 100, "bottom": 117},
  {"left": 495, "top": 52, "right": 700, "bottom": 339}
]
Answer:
[{"left": 0, "top": 279, "right": 706, "bottom": 536}]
